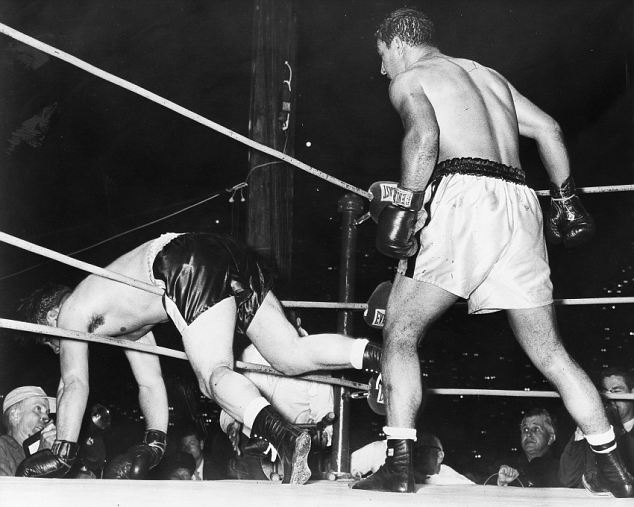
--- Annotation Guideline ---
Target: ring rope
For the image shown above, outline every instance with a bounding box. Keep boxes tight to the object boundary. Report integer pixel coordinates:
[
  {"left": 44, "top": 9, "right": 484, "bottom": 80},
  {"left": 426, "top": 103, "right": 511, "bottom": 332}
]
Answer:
[
  {"left": 534, "top": 184, "right": 634, "bottom": 197},
  {"left": 0, "top": 23, "right": 371, "bottom": 201},
  {"left": 281, "top": 296, "right": 634, "bottom": 308},
  {"left": 355, "top": 184, "right": 634, "bottom": 225},
  {"left": 0, "top": 231, "right": 163, "bottom": 296},
  {"left": 2, "top": 318, "right": 633, "bottom": 400},
  {"left": 0, "top": 318, "right": 368, "bottom": 390},
  {"left": 1, "top": 230, "right": 632, "bottom": 307}
]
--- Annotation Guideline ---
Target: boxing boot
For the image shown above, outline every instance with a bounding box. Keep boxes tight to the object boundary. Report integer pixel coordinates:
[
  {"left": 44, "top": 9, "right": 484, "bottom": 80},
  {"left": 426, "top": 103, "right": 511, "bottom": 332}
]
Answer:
[
  {"left": 583, "top": 448, "right": 634, "bottom": 498},
  {"left": 351, "top": 439, "right": 416, "bottom": 493},
  {"left": 16, "top": 440, "right": 79, "bottom": 477},
  {"left": 251, "top": 405, "right": 311, "bottom": 485},
  {"left": 546, "top": 176, "right": 595, "bottom": 247},
  {"left": 362, "top": 341, "right": 382, "bottom": 375}
]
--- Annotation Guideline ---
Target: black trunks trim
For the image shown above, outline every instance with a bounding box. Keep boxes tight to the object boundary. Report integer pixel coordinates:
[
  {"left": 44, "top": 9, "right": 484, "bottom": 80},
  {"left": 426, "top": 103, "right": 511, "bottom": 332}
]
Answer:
[{"left": 431, "top": 157, "right": 526, "bottom": 186}]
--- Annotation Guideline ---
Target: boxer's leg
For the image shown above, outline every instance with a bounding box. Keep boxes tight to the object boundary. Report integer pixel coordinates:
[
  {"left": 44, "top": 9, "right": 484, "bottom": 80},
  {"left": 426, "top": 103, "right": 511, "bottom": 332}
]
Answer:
[
  {"left": 508, "top": 304, "right": 633, "bottom": 497},
  {"left": 353, "top": 275, "right": 456, "bottom": 493},
  {"left": 382, "top": 274, "right": 457, "bottom": 428},
  {"left": 507, "top": 304, "right": 608, "bottom": 434},
  {"left": 246, "top": 291, "right": 377, "bottom": 375},
  {"left": 181, "top": 296, "right": 264, "bottom": 420},
  {"left": 182, "top": 296, "right": 311, "bottom": 484}
]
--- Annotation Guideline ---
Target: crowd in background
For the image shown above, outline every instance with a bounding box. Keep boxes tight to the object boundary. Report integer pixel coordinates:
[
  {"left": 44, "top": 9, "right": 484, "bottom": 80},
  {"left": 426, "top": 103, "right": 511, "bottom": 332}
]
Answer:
[{"left": 2, "top": 366, "right": 632, "bottom": 490}]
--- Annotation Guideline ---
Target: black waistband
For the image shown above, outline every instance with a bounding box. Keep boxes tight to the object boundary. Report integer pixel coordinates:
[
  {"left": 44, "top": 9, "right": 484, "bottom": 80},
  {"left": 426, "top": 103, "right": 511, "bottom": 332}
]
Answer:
[{"left": 431, "top": 157, "right": 526, "bottom": 185}]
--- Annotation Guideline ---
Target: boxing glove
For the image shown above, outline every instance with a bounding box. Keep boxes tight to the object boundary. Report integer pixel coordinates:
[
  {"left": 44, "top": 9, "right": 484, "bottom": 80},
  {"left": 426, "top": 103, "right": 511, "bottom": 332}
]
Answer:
[
  {"left": 546, "top": 176, "right": 595, "bottom": 247},
  {"left": 16, "top": 440, "right": 78, "bottom": 477},
  {"left": 363, "top": 281, "right": 392, "bottom": 329},
  {"left": 376, "top": 186, "right": 425, "bottom": 259},
  {"left": 368, "top": 181, "right": 398, "bottom": 224},
  {"left": 122, "top": 429, "right": 167, "bottom": 479}
]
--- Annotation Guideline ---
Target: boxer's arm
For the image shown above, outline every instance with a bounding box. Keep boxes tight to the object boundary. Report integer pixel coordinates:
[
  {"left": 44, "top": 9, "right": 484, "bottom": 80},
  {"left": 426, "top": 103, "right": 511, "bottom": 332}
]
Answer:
[
  {"left": 56, "top": 338, "right": 89, "bottom": 442},
  {"left": 507, "top": 81, "right": 570, "bottom": 186},
  {"left": 125, "top": 331, "right": 168, "bottom": 433},
  {"left": 388, "top": 71, "right": 439, "bottom": 192}
]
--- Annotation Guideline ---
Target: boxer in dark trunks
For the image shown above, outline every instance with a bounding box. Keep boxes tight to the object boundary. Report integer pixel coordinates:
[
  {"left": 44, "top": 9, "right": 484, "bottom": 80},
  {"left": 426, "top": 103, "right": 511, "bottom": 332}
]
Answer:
[{"left": 18, "top": 233, "right": 381, "bottom": 484}]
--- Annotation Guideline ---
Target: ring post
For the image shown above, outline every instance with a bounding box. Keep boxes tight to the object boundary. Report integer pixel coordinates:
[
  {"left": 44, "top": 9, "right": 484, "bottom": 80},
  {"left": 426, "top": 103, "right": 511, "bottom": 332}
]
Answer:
[{"left": 330, "top": 193, "right": 364, "bottom": 479}]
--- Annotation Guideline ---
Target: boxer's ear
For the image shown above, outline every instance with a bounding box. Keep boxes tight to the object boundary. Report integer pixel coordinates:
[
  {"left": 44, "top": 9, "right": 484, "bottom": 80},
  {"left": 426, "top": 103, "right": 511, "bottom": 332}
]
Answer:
[{"left": 45, "top": 307, "right": 60, "bottom": 326}]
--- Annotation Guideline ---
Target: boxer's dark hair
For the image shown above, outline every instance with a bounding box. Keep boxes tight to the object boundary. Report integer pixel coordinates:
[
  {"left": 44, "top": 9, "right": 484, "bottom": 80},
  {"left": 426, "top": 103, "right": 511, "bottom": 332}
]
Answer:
[
  {"left": 18, "top": 283, "right": 71, "bottom": 326},
  {"left": 600, "top": 367, "right": 634, "bottom": 390},
  {"left": 375, "top": 8, "right": 435, "bottom": 47}
]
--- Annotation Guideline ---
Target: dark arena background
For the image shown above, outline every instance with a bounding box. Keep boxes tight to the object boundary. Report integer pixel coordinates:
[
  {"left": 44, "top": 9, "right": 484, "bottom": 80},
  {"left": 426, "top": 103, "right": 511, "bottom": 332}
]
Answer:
[{"left": 0, "top": 0, "right": 632, "bottom": 505}]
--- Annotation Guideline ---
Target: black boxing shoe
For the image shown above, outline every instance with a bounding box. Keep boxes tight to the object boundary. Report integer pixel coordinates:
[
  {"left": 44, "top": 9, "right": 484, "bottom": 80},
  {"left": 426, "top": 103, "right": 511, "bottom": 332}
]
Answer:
[
  {"left": 351, "top": 439, "right": 416, "bottom": 493},
  {"left": 583, "top": 449, "right": 634, "bottom": 498},
  {"left": 251, "top": 405, "right": 311, "bottom": 485},
  {"left": 362, "top": 341, "right": 382, "bottom": 374}
]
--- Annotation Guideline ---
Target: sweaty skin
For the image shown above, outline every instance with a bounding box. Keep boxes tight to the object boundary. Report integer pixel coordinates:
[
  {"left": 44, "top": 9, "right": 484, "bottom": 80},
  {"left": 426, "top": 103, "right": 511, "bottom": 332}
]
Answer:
[{"left": 377, "top": 39, "right": 571, "bottom": 190}]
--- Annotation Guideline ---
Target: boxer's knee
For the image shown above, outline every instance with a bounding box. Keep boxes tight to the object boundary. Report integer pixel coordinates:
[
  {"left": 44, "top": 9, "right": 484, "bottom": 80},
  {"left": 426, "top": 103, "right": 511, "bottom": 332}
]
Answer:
[
  {"left": 266, "top": 354, "right": 306, "bottom": 376},
  {"left": 201, "top": 363, "right": 234, "bottom": 401}
]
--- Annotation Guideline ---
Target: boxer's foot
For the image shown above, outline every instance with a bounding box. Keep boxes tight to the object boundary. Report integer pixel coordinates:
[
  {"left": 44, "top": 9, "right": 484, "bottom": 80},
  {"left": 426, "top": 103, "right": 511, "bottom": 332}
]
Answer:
[
  {"left": 252, "top": 405, "right": 311, "bottom": 485},
  {"left": 584, "top": 450, "right": 634, "bottom": 498},
  {"left": 351, "top": 439, "right": 415, "bottom": 493}
]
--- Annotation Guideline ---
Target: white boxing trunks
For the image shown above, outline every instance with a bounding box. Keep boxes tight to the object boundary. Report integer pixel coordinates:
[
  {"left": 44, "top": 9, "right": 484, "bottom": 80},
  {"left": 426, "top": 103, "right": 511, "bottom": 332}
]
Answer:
[{"left": 397, "top": 158, "right": 553, "bottom": 314}]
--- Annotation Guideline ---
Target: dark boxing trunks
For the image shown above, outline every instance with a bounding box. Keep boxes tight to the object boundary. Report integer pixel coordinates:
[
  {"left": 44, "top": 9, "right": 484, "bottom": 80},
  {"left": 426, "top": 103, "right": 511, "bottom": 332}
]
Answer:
[{"left": 152, "top": 233, "right": 273, "bottom": 336}]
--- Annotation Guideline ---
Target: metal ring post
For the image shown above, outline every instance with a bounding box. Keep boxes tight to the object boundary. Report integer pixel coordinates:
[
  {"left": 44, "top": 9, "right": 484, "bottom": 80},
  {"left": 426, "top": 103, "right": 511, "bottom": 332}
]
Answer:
[{"left": 330, "top": 193, "right": 364, "bottom": 479}]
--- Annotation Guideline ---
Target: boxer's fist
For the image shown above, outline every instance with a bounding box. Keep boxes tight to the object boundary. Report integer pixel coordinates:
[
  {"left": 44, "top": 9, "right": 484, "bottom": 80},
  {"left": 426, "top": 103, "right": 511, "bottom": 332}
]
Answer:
[
  {"left": 546, "top": 176, "right": 595, "bottom": 247},
  {"left": 119, "top": 429, "right": 167, "bottom": 479},
  {"left": 16, "top": 440, "right": 78, "bottom": 477},
  {"left": 376, "top": 186, "right": 425, "bottom": 259}
]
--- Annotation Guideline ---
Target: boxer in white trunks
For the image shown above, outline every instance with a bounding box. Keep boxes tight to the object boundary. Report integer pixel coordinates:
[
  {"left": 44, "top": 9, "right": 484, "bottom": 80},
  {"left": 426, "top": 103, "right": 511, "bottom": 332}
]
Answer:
[{"left": 353, "top": 8, "right": 631, "bottom": 497}]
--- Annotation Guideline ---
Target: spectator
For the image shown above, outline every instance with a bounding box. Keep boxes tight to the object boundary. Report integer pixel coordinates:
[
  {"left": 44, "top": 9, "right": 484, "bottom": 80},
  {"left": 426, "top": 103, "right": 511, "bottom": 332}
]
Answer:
[
  {"left": 0, "top": 386, "right": 56, "bottom": 476},
  {"left": 560, "top": 368, "right": 634, "bottom": 490},
  {"left": 162, "top": 451, "right": 196, "bottom": 480},
  {"left": 351, "top": 432, "right": 473, "bottom": 485},
  {"left": 177, "top": 423, "right": 224, "bottom": 480},
  {"left": 494, "top": 408, "right": 561, "bottom": 487}
]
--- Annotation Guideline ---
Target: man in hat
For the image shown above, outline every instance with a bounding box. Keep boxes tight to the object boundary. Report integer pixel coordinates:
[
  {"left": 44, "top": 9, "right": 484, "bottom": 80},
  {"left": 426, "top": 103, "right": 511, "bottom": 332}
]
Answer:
[{"left": 0, "top": 386, "right": 56, "bottom": 475}]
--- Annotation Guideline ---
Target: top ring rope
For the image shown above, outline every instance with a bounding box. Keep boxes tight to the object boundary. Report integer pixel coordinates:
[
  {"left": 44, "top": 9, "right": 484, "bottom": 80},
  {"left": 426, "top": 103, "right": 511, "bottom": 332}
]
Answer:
[
  {"left": 534, "top": 184, "right": 634, "bottom": 197},
  {"left": 0, "top": 22, "right": 371, "bottom": 201},
  {"left": 0, "top": 231, "right": 163, "bottom": 296}
]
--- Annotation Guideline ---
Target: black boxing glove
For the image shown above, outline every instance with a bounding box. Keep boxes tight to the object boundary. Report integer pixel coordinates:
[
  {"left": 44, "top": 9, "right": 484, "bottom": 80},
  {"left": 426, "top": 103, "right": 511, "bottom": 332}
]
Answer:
[
  {"left": 16, "top": 440, "right": 78, "bottom": 477},
  {"left": 376, "top": 186, "right": 425, "bottom": 259},
  {"left": 546, "top": 176, "right": 595, "bottom": 248},
  {"left": 124, "top": 429, "right": 167, "bottom": 479}
]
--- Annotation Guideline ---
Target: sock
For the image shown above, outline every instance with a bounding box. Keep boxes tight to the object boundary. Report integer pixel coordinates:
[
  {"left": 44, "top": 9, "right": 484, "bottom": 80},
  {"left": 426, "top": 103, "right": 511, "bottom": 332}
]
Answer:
[
  {"left": 242, "top": 397, "right": 270, "bottom": 438},
  {"left": 585, "top": 426, "right": 617, "bottom": 453},
  {"left": 383, "top": 426, "right": 417, "bottom": 441},
  {"left": 350, "top": 338, "right": 369, "bottom": 370}
]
